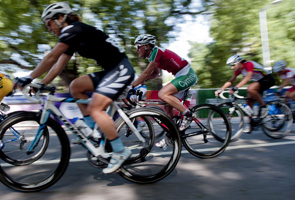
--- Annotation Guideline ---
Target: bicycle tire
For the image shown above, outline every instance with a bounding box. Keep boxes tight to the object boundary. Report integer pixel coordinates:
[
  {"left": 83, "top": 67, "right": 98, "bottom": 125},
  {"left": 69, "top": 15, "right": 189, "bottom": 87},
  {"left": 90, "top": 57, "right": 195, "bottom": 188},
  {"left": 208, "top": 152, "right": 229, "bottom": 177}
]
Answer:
[
  {"left": 261, "top": 100, "right": 293, "bottom": 139},
  {"left": 182, "top": 104, "right": 231, "bottom": 158},
  {"left": 0, "top": 111, "right": 49, "bottom": 165},
  {"left": 217, "top": 102, "right": 245, "bottom": 142},
  {"left": 0, "top": 111, "right": 71, "bottom": 192},
  {"left": 116, "top": 107, "right": 181, "bottom": 184}
]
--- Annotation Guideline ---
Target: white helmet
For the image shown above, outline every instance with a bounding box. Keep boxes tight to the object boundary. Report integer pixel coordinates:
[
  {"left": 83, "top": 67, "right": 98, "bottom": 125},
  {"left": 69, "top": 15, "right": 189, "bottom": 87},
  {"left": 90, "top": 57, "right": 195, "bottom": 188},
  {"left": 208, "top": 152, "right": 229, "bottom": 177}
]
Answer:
[
  {"left": 41, "top": 2, "right": 72, "bottom": 22},
  {"left": 273, "top": 60, "right": 287, "bottom": 73},
  {"left": 226, "top": 54, "right": 243, "bottom": 66},
  {"left": 134, "top": 34, "right": 156, "bottom": 45}
]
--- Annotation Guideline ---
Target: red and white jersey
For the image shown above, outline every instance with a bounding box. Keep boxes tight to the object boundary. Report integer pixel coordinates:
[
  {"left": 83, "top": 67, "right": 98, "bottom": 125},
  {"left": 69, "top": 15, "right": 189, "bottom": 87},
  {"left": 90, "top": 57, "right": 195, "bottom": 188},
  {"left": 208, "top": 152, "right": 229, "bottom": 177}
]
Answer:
[
  {"left": 148, "top": 46, "right": 188, "bottom": 75},
  {"left": 234, "top": 61, "right": 270, "bottom": 81},
  {"left": 279, "top": 67, "right": 295, "bottom": 85}
]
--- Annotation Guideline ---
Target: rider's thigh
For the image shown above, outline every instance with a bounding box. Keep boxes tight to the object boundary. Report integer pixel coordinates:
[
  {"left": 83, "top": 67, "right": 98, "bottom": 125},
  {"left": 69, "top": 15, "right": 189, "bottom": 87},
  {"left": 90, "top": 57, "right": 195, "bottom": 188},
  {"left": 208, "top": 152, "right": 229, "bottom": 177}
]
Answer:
[
  {"left": 69, "top": 75, "right": 94, "bottom": 97},
  {"left": 158, "top": 83, "right": 178, "bottom": 99},
  {"left": 247, "top": 82, "right": 260, "bottom": 93}
]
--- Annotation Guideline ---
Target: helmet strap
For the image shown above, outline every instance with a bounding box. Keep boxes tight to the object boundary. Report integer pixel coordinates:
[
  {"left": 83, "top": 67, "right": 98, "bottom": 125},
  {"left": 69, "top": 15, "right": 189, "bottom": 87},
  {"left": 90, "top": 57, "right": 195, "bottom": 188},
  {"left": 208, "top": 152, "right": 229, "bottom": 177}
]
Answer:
[{"left": 54, "top": 14, "right": 68, "bottom": 29}]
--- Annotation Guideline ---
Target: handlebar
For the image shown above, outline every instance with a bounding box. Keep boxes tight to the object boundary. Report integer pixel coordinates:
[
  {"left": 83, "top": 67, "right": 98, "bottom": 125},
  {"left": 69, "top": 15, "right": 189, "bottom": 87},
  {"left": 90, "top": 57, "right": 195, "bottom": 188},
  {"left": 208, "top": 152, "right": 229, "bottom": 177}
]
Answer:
[
  {"left": 219, "top": 90, "right": 246, "bottom": 100},
  {"left": 20, "top": 83, "right": 56, "bottom": 104}
]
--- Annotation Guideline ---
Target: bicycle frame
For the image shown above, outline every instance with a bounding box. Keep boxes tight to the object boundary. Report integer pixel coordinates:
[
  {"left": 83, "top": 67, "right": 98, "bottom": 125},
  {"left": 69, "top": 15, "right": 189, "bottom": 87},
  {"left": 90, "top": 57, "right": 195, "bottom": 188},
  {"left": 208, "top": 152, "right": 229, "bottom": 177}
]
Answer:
[{"left": 25, "top": 87, "right": 146, "bottom": 159}]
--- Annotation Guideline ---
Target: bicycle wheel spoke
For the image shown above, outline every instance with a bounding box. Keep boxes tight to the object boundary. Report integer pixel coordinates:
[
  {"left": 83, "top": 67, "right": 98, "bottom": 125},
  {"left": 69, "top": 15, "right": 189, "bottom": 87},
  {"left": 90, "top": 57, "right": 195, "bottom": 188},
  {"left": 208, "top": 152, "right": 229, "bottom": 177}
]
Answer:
[
  {"left": 262, "top": 101, "right": 293, "bottom": 139},
  {"left": 116, "top": 108, "right": 181, "bottom": 183},
  {"left": 182, "top": 104, "right": 231, "bottom": 158},
  {"left": 0, "top": 112, "right": 70, "bottom": 192}
]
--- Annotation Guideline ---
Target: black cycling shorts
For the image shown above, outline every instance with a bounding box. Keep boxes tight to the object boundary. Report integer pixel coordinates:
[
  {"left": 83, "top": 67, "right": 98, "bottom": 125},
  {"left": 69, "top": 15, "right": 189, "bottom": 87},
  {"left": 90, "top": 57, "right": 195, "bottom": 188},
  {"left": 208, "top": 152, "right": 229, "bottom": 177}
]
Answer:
[
  {"left": 88, "top": 58, "right": 135, "bottom": 100},
  {"left": 258, "top": 74, "right": 275, "bottom": 94}
]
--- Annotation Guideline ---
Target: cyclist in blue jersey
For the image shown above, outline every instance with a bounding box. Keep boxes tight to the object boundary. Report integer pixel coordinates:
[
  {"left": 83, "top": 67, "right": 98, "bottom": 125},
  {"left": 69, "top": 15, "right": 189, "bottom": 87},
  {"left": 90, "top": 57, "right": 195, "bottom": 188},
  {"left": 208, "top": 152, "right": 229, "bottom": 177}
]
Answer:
[{"left": 14, "top": 2, "right": 134, "bottom": 174}]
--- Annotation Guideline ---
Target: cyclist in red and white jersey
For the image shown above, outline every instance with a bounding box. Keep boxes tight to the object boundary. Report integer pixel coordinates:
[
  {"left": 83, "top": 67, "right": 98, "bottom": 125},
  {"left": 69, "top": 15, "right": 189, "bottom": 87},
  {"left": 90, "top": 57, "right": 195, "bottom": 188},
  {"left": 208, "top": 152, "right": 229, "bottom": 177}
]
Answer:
[
  {"left": 132, "top": 34, "right": 198, "bottom": 147},
  {"left": 215, "top": 54, "right": 275, "bottom": 132},
  {"left": 273, "top": 60, "right": 295, "bottom": 100}
]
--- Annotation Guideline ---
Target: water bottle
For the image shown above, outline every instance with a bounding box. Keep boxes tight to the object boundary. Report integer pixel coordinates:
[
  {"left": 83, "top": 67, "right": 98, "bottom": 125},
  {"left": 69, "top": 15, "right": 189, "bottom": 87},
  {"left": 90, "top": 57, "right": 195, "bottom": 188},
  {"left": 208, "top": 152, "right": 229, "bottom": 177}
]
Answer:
[
  {"left": 253, "top": 104, "right": 259, "bottom": 116},
  {"left": 73, "top": 118, "right": 93, "bottom": 137},
  {"left": 243, "top": 104, "right": 253, "bottom": 116}
]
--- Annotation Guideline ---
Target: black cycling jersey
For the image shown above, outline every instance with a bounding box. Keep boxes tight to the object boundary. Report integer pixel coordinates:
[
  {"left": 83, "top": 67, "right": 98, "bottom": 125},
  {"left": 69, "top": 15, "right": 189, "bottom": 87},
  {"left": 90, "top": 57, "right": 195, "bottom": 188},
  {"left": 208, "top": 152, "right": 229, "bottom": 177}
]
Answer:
[{"left": 59, "top": 21, "right": 126, "bottom": 69}]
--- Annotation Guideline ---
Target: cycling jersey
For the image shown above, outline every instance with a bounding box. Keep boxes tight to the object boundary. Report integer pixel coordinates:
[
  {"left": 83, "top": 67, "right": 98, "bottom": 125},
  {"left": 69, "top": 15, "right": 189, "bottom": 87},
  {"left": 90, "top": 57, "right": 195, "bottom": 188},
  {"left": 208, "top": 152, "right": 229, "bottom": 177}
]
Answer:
[
  {"left": 234, "top": 61, "right": 271, "bottom": 81},
  {"left": 148, "top": 46, "right": 188, "bottom": 75},
  {"left": 59, "top": 21, "right": 126, "bottom": 69},
  {"left": 0, "top": 72, "right": 13, "bottom": 102},
  {"left": 279, "top": 67, "right": 295, "bottom": 86}
]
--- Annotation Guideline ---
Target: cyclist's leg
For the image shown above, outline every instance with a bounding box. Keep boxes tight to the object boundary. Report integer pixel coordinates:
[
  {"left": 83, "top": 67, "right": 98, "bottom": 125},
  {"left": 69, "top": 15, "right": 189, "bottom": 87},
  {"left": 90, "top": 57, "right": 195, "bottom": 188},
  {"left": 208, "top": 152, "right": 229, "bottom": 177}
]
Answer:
[
  {"left": 70, "top": 74, "right": 95, "bottom": 114},
  {"left": 88, "top": 58, "right": 135, "bottom": 174},
  {"left": 285, "top": 86, "right": 295, "bottom": 101},
  {"left": 159, "top": 66, "right": 197, "bottom": 114}
]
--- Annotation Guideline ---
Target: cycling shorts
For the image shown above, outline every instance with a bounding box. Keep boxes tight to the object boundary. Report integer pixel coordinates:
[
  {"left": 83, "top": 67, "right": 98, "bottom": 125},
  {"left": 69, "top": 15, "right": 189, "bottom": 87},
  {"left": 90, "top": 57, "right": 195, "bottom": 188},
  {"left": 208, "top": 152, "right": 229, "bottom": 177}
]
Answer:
[
  {"left": 88, "top": 58, "right": 135, "bottom": 100},
  {"left": 171, "top": 65, "right": 198, "bottom": 99},
  {"left": 286, "top": 86, "right": 295, "bottom": 93},
  {"left": 257, "top": 74, "right": 275, "bottom": 94},
  {"left": 0, "top": 76, "right": 13, "bottom": 102}
]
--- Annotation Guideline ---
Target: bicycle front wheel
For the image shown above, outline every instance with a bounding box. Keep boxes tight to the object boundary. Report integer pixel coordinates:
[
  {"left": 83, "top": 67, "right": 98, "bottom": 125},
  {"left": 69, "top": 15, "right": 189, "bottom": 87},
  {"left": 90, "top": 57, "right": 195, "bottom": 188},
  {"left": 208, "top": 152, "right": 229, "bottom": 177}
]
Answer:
[
  {"left": 182, "top": 104, "right": 231, "bottom": 158},
  {"left": 217, "top": 102, "right": 245, "bottom": 142},
  {"left": 262, "top": 101, "right": 293, "bottom": 139},
  {"left": 116, "top": 107, "right": 181, "bottom": 184},
  {"left": 0, "top": 111, "right": 71, "bottom": 192}
]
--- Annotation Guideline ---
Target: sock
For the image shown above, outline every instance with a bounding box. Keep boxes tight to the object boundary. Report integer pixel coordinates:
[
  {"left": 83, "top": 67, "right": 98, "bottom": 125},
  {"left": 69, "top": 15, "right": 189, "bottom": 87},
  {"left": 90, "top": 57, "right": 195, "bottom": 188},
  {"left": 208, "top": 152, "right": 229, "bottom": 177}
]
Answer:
[
  {"left": 110, "top": 137, "right": 124, "bottom": 153},
  {"left": 83, "top": 115, "right": 95, "bottom": 129}
]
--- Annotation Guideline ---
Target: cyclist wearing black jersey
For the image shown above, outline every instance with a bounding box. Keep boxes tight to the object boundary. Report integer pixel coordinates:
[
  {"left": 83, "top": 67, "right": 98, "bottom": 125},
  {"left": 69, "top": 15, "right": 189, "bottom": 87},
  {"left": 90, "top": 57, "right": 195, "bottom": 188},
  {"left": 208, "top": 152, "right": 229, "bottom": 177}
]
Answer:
[{"left": 14, "top": 2, "right": 134, "bottom": 174}]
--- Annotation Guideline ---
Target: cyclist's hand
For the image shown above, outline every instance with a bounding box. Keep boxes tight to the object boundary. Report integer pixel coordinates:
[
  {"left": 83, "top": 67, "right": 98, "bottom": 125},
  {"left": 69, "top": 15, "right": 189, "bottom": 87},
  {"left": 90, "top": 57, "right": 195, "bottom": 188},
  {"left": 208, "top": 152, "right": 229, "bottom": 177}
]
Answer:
[
  {"left": 13, "top": 76, "right": 32, "bottom": 89},
  {"left": 215, "top": 89, "right": 223, "bottom": 97}
]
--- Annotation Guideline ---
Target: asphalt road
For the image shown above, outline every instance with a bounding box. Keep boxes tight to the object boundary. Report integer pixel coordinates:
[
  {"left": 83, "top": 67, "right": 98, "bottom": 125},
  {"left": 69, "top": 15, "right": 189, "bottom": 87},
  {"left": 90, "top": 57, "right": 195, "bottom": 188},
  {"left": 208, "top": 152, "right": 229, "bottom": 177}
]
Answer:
[{"left": 0, "top": 127, "right": 295, "bottom": 200}]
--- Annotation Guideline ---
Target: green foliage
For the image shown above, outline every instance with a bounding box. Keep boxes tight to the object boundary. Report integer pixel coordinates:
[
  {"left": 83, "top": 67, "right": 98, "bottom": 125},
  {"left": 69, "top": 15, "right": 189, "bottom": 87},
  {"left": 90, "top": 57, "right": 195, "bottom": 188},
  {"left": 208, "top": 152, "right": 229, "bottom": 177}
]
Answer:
[
  {"left": 189, "top": 0, "right": 295, "bottom": 88},
  {"left": 0, "top": 0, "right": 199, "bottom": 91}
]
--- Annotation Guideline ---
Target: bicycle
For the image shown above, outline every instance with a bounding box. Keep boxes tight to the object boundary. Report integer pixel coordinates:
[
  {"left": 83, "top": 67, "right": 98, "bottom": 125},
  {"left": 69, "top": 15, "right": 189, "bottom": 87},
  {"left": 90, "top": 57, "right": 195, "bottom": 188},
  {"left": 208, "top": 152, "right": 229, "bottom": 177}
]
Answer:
[
  {"left": 0, "top": 83, "right": 181, "bottom": 192},
  {"left": 127, "top": 89, "right": 232, "bottom": 159},
  {"left": 217, "top": 90, "right": 293, "bottom": 142}
]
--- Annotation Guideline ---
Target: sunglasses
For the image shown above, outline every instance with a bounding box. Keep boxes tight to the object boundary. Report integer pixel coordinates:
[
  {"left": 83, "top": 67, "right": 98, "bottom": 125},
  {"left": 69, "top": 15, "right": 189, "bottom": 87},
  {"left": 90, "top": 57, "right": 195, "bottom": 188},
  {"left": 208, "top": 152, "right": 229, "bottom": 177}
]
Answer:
[
  {"left": 229, "top": 62, "right": 239, "bottom": 67},
  {"left": 45, "top": 17, "right": 58, "bottom": 29},
  {"left": 136, "top": 44, "right": 144, "bottom": 50}
]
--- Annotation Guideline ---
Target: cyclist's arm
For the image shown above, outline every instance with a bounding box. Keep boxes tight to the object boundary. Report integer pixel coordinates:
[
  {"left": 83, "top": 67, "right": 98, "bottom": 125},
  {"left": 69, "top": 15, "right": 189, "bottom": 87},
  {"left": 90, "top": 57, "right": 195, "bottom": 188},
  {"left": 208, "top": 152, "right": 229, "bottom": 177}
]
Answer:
[
  {"left": 145, "top": 67, "right": 160, "bottom": 82},
  {"left": 132, "top": 61, "right": 157, "bottom": 87},
  {"left": 220, "top": 74, "right": 237, "bottom": 90},
  {"left": 30, "top": 42, "right": 70, "bottom": 79},
  {"left": 41, "top": 54, "right": 72, "bottom": 85},
  {"left": 235, "top": 71, "right": 253, "bottom": 88},
  {"left": 278, "top": 78, "right": 290, "bottom": 90}
]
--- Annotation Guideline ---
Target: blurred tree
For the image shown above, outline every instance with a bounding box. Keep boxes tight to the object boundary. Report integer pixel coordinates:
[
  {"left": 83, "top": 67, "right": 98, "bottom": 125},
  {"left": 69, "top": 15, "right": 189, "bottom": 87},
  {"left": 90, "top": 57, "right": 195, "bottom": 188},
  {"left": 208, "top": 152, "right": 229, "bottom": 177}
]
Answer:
[
  {"left": 0, "top": 0, "right": 208, "bottom": 91},
  {"left": 190, "top": 0, "right": 295, "bottom": 88}
]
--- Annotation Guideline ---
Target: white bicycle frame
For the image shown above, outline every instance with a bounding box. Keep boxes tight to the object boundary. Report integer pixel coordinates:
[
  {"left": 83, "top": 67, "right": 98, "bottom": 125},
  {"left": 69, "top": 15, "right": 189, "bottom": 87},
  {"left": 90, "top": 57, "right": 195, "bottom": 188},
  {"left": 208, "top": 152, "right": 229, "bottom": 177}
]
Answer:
[{"left": 22, "top": 84, "right": 146, "bottom": 159}]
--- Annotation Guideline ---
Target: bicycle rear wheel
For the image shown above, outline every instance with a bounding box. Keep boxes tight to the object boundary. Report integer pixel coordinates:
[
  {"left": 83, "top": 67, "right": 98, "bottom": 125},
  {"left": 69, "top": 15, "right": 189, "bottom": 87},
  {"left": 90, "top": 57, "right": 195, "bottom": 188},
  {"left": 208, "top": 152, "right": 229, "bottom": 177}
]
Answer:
[
  {"left": 217, "top": 102, "right": 245, "bottom": 142},
  {"left": 182, "top": 104, "right": 231, "bottom": 158},
  {"left": 0, "top": 111, "right": 70, "bottom": 192},
  {"left": 116, "top": 107, "right": 181, "bottom": 183},
  {"left": 262, "top": 101, "right": 293, "bottom": 139}
]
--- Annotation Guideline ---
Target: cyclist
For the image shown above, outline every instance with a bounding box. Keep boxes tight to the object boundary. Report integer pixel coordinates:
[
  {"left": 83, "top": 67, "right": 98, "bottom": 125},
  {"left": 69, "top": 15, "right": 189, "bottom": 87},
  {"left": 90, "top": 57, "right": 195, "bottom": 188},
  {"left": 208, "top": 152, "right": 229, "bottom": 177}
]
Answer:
[
  {"left": 0, "top": 72, "right": 13, "bottom": 102},
  {"left": 131, "top": 34, "right": 198, "bottom": 147},
  {"left": 273, "top": 60, "right": 295, "bottom": 100},
  {"left": 13, "top": 2, "right": 135, "bottom": 174},
  {"left": 215, "top": 54, "right": 275, "bottom": 132}
]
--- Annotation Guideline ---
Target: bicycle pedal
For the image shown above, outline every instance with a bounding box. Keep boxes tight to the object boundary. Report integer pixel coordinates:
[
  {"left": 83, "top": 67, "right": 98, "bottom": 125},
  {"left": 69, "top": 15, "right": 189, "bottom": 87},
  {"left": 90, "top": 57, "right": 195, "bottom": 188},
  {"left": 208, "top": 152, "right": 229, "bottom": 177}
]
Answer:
[{"left": 97, "top": 156, "right": 110, "bottom": 165}]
